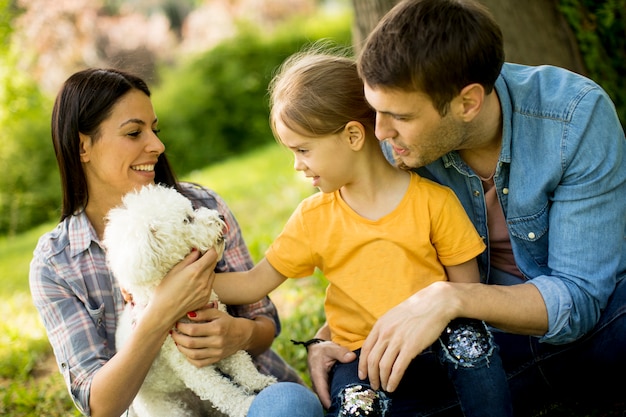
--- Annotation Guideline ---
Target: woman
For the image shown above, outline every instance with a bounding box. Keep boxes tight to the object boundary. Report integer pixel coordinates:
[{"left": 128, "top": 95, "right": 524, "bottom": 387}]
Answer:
[{"left": 29, "top": 68, "right": 323, "bottom": 417}]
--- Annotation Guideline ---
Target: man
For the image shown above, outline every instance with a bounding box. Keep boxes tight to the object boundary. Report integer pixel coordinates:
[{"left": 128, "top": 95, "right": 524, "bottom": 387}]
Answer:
[{"left": 306, "top": 0, "right": 626, "bottom": 415}]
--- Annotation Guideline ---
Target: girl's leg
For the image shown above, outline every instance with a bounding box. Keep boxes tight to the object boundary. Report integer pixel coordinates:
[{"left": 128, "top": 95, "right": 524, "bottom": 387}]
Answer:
[{"left": 326, "top": 358, "right": 391, "bottom": 417}]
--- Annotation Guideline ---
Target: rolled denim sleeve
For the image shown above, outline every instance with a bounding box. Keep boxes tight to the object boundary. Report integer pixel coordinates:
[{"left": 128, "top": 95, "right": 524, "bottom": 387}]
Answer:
[{"left": 528, "top": 86, "right": 626, "bottom": 344}]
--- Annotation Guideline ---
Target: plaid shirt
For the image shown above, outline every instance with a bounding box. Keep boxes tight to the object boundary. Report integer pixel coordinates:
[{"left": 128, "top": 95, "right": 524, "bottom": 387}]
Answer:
[{"left": 29, "top": 182, "right": 301, "bottom": 415}]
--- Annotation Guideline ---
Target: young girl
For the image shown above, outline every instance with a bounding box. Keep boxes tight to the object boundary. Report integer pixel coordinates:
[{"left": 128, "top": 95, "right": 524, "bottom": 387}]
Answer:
[{"left": 211, "top": 46, "right": 513, "bottom": 416}]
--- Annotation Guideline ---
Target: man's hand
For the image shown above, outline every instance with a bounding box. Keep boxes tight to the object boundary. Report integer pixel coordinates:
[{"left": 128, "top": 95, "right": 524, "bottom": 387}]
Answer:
[
  {"left": 359, "top": 282, "right": 456, "bottom": 392},
  {"left": 307, "top": 341, "right": 357, "bottom": 409}
]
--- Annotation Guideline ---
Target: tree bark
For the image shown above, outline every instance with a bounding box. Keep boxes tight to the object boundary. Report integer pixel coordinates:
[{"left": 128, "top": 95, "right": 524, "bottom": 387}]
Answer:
[
  {"left": 351, "top": 0, "right": 586, "bottom": 75},
  {"left": 351, "top": 0, "right": 398, "bottom": 52}
]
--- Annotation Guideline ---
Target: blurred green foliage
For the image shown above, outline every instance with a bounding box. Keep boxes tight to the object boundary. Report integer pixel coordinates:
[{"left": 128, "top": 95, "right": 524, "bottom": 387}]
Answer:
[
  {"left": 0, "top": 8, "right": 351, "bottom": 235},
  {"left": 0, "top": 42, "right": 59, "bottom": 235},
  {"left": 0, "top": 0, "right": 59, "bottom": 236},
  {"left": 559, "top": 0, "right": 626, "bottom": 127},
  {"left": 152, "top": 13, "right": 352, "bottom": 175}
]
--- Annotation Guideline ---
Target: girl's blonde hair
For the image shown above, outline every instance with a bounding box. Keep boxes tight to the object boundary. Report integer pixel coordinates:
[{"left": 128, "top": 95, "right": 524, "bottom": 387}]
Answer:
[{"left": 268, "top": 41, "right": 376, "bottom": 141}]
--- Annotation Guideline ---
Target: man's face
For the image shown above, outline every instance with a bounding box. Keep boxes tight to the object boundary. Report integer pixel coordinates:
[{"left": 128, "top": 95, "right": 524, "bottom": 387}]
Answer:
[{"left": 363, "top": 83, "right": 467, "bottom": 169}]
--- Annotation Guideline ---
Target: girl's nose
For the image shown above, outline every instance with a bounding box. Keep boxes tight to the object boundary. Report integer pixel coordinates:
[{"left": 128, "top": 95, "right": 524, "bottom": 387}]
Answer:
[{"left": 293, "top": 156, "right": 305, "bottom": 171}]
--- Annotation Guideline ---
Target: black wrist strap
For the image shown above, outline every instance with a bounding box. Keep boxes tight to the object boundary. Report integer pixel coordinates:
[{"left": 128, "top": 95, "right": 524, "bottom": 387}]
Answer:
[{"left": 291, "top": 338, "right": 325, "bottom": 351}]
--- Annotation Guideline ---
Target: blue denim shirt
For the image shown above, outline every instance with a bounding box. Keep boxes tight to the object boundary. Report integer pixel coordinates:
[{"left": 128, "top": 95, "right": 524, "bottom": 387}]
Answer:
[{"left": 389, "top": 63, "right": 626, "bottom": 345}]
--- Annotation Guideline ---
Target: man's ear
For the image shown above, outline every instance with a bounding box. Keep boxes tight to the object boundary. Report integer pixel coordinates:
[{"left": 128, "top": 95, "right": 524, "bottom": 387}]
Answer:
[
  {"left": 343, "top": 121, "right": 366, "bottom": 150},
  {"left": 454, "top": 83, "right": 484, "bottom": 122},
  {"left": 79, "top": 133, "right": 92, "bottom": 163}
]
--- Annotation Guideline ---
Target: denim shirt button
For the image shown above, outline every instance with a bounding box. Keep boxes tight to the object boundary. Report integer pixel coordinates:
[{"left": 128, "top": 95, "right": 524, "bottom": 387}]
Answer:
[
  {"left": 502, "top": 188, "right": 509, "bottom": 194},
  {"left": 473, "top": 190, "right": 480, "bottom": 196},
  {"left": 527, "top": 232, "right": 536, "bottom": 239}
]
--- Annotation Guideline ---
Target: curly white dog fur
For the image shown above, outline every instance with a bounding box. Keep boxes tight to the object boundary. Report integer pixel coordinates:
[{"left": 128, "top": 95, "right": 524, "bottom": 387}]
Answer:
[{"left": 103, "top": 184, "right": 276, "bottom": 417}]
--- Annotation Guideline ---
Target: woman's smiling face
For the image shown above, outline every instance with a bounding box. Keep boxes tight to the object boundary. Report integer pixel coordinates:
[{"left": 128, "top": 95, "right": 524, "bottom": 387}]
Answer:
[{"left": 79, "top": 88, "right": 165, "bottom": 205}]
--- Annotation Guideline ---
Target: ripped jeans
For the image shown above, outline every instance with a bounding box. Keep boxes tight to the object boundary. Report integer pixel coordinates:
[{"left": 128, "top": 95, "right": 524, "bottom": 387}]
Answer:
[{"left": 326, "top": 319, "right": 512, "bottom": 417}]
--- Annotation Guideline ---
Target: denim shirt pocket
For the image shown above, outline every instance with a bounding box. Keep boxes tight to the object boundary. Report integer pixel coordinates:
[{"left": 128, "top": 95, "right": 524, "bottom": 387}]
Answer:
[{"left": 507, "top": 202, "right": 550, "bottom": 269}]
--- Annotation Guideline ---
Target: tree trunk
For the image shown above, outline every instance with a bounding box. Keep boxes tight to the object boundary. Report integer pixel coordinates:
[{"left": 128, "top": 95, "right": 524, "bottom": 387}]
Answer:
[
  {"left": 351, "top": 0, "right": 586, "bottom": 75},
  {"left": 351, "top": 0, "right": 398, "bottom": 52}
]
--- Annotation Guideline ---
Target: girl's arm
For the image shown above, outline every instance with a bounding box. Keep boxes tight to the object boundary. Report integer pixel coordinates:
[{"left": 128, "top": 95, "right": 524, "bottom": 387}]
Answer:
[
  {"left": 213, "top": 258, "right": 287, "bottom": 304},
  {"left": 444, "top": 258, "right": 481, "bottom": 284}
]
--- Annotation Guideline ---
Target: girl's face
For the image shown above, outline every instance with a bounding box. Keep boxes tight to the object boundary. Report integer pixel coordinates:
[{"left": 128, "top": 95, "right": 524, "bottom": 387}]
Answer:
[
  {"left": 80, "top": 89, "right": 165, "bottom": 206},
  {"left": 275, "top": 118, "right": 354, "bottom": 194}
]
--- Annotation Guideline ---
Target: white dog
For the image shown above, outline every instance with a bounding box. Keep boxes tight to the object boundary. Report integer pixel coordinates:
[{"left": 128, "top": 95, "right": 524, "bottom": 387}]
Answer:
[{"left": 103, "top": 184, "right": 276, "bottom": 417}]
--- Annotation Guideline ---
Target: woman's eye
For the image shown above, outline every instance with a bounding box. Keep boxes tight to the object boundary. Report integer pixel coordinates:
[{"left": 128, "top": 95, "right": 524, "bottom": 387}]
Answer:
[
  {"left": 152, "top": 128, "right": 161, "bottom": 136},
  {"left": 128, "top": 131, "right": 140, "bottom": 137}
]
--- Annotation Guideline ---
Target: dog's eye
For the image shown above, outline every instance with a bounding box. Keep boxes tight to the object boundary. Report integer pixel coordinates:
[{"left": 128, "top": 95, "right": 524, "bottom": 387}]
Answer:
[{"left": 184, "top": 215, "right": 194, "bottom": 224}]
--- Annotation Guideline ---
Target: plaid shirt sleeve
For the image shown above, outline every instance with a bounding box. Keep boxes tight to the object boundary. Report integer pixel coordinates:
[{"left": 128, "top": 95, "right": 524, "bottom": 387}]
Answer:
[{"left": 29, "top": 216, "right": 123, "bottom": 415}]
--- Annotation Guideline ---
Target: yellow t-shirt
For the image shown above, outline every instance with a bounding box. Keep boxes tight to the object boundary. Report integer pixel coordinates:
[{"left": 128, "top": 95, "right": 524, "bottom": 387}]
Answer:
[{"left": 265, "top": 172, "right": 485, "bottom": 351}]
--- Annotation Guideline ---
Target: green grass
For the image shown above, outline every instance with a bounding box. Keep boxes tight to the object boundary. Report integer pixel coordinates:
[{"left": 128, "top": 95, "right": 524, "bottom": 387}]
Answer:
[{"left": 1, "top": 143, "right": 623, "bottom": 416}]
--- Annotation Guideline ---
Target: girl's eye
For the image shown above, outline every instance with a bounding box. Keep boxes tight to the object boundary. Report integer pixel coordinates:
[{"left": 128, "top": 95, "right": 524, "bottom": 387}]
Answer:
[
  {"left": 297, "top": 148, "right": 308, "bottom": 154},
  {"left": 128, "top": 131, "right": 140, "bottom": 138},
  {"left": 152, "top": 128, "right": 161, "bottom": 136}
]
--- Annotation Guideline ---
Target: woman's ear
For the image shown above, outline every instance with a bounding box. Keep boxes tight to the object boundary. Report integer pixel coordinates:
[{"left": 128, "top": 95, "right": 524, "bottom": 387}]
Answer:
[
  {"left": 343, "top": 121, "right": 366, "bottom": 150},
  {"left": 79, "top": 133, "right": 92, "bottom": 163}
]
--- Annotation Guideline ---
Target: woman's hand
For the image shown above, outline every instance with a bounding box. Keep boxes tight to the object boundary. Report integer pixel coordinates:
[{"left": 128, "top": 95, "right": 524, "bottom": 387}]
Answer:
[
  {"left": 172, "top": 303, "right": 277, "bottom": 368},
  {"left": 172, "top": 303, "right": 249, "bottom": 367},
  {"left": 149, "top": 248, "right": 219, "bottom": 327}
]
